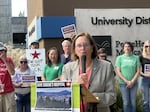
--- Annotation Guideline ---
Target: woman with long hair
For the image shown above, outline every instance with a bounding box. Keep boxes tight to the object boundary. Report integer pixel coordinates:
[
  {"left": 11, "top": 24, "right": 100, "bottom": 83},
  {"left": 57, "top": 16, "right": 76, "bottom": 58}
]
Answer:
[
  {"left": 41, "top": 47, "right": 63, "bottom": 81},
  {"left": 140, "top": 40, "right": 150, "bottom": 112}
]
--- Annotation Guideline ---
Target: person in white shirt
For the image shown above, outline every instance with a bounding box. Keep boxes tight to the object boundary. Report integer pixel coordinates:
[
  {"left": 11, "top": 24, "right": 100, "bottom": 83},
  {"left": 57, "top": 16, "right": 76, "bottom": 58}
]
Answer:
[{"left": 12, "top": 55, "right": 36, "bottom": 112}]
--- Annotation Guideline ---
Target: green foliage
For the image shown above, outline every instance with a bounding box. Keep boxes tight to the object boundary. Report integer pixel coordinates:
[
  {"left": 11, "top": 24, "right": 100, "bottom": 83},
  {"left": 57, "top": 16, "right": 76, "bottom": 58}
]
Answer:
[
  {"left": 136, "top": 89, "right": 144, "bottom": 112},
  {"left": 110, "top": 81, "right": 144, "bottom": 112}
]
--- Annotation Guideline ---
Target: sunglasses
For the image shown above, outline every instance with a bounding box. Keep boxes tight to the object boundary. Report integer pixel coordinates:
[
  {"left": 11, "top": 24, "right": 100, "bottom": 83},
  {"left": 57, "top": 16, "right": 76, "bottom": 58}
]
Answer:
[
  {"left": 145, "top": 46, "right": 150, "bottom": 48},
  {"left": 20, "top": 61, "right": 27, "bottom": 64}
]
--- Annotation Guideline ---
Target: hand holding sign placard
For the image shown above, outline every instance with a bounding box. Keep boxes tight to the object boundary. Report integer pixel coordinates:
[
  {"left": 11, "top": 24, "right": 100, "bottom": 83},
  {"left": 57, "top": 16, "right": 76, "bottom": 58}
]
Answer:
[{"left": 61, "top": 24, "right": 77, "bottom": 39}]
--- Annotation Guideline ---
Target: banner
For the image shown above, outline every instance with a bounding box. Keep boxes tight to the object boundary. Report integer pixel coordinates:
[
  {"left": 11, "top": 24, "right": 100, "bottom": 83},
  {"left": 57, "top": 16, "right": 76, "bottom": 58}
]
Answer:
[{"left": 31, "top": 82, "right": 80, "bottom": 112}]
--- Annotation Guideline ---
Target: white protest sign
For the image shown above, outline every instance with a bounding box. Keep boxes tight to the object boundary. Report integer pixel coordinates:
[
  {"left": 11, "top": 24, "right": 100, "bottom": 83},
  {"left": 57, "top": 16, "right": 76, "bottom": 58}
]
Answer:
[
  {"left": 144, "top": 64, "right": 150, "bottom": 74},
  {"left": 61, "top": 24, "right": 77, "bottom": 39},
  {"left": 26, "top": 49, "right": 45, "bottom": 77}
]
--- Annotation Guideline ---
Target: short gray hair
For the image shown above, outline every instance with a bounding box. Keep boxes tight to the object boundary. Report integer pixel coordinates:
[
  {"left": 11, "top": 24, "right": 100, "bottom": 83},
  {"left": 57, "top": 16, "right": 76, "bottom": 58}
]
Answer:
[{"left": 62, "top": 40, "right": 71, "bottom": 46}]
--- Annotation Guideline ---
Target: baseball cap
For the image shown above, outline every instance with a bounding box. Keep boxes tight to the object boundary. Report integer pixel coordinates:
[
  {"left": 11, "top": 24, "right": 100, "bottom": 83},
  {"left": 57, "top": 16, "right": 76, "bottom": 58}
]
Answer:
[
  {"left": 30, "top": 40, "right": 39, "bottom": 45},
  {"left": 0, "top": 42, "right": 7, "bottom": 51}
]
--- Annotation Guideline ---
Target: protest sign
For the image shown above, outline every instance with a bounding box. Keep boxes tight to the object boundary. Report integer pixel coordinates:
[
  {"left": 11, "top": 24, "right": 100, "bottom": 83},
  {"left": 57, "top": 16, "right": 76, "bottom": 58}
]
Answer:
[
  {"left": 144, "top": 64, "right": 150, "bottom": 74},
  {"left": 35, "top": 81, "right": 72, "bottom": 111},
  {"left": 61, "top": 24, "right": 77, "bottom": 39},
  {"left": 26, "top": 49, "right": 45, "bottom": 77}
]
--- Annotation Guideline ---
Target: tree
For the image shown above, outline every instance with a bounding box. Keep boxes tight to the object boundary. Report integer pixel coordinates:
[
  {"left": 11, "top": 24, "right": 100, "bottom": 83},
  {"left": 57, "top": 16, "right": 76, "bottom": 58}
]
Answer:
[{"left": 18, "top": 11, "right": 25, "bottom": 17}]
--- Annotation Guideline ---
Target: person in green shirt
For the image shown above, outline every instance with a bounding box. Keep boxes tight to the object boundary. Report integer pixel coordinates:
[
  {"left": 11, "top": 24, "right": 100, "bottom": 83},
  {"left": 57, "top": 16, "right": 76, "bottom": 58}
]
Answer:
[
  {"left": 41, "top": 47, "right": 63, "bottom": 81},
  {"left": 115, "top": 42, "right": 140, "bottom": 112}
]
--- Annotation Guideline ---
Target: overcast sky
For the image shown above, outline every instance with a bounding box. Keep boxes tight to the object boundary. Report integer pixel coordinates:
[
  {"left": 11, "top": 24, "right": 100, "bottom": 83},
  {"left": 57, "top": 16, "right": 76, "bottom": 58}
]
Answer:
[{"left": 11, "top": 0, "right": 27, "bottom": 17}]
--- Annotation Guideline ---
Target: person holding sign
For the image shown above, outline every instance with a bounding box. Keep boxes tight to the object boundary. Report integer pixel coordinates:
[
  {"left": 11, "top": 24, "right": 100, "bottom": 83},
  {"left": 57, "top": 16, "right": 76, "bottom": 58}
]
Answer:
[
  {"left": 0, "top": 42, "right": 16, "bottom": 112},
  {"left": 140, "top": 40, "right": 150, "bottom": 112},
  {"left": 41, "top": 47, "right": 64, "bottom": 81},
  {"left": 115, "top": 42, "right": 140, "bottom": 112},
  {"left": 12, "top": 55, "right": 36, "bottom": 112},
  {"left": 61, "top": 32, "right": 116, "bottom": 112}
]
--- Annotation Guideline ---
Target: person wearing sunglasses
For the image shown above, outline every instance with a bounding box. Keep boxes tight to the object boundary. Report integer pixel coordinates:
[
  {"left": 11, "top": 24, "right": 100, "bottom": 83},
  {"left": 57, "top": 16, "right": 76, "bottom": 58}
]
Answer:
[
  {"left": 0, "top": 42, "right": 16, "bottom": 112},
  {"left": 139, "top": 40, "right": 150, "bottom": 112},
  {"left": 12, "top": 55, "right": 36, "bottom": 112}
]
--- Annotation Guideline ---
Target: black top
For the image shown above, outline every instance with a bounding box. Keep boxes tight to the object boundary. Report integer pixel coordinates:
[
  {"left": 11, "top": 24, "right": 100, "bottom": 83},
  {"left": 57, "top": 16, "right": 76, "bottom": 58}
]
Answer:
[
  {"left": 60, "top": 54, "right": 71, "bottom": 64},
  {"left": 140, "top": 56, "right": 150, "bottom": 74}
]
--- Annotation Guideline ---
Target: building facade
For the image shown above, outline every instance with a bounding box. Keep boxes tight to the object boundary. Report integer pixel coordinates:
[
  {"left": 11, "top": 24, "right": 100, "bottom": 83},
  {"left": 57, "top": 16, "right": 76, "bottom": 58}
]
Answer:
[
  {"left": 27, "top": 0, "right": 150, "bottom": 63},
  {"left": 0, "top": 0, "right": 27, "bottom": 48},
  {"left": 0, "top": 0, "right": 12, "bottom": 43}
]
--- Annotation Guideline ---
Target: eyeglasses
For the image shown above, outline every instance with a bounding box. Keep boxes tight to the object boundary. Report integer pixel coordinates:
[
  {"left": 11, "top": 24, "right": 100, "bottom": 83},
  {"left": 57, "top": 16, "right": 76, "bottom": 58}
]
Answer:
[
  {"left": 145, "top": 46, "right": 150, "bottom": 48},
  {"left": 20, "top": 61, "right": 27, "bottom": 64},
  {"left": 75, "top": 43, "right": 90, "bottom": 49},
  {"left": 99, "top": 55, "right": 106, "bottom": 58}
]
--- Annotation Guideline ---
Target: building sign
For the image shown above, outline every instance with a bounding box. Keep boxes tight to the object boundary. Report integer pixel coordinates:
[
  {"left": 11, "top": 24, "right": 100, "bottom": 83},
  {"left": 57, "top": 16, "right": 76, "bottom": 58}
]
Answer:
[
  {"left": 115, "top": 40, "right": 144, "bottom": 56},
  {"left": 75, "top": 9, "right": 150, "bottom": 63},
  {"left": 91, "top": 16, "right": 150, "bottom": 27},
  {"left": 27, "top": 17, "right": 38, "bottom": 47},
  {"left": 93, "top": 36, "right": 112, "bottom": 55}
]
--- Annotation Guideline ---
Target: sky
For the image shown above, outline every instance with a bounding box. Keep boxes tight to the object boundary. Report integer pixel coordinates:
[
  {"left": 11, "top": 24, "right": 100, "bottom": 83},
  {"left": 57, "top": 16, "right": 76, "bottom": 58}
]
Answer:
[{"left": 11, "top": 0, "right": 27, "bottom": 17}]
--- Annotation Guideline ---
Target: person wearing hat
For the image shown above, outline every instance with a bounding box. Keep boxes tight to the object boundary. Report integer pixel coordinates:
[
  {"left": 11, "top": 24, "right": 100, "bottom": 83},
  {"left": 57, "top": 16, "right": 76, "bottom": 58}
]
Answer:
[
  {"left": 29, "top": 40, "right": 39, "bottom": 49},
  {"left": 0, "top": 42, "right": 16, "bottom": 112}
]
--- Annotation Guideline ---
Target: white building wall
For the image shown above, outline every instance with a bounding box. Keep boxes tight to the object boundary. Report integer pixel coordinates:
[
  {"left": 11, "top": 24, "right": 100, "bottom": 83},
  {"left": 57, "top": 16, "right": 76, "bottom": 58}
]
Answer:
[{"left": 75, "top": 9, "right": 150, "bottom": 64}]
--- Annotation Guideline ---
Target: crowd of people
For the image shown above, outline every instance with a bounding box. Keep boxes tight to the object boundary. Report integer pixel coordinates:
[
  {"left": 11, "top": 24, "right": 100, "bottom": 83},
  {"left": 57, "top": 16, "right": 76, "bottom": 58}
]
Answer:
[{"left": 0, "top": 32, "right": 150, "bottom": 112}]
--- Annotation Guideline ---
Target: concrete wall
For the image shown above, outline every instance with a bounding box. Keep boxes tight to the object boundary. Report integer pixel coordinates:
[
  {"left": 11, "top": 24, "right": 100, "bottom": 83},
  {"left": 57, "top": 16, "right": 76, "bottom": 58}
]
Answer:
[
  {"left": 0, "top": 0, "right": 12, "bottom": 43},
  {"left": 40, "top": 38, "right": 64, "bottom": 54},
  {"left": 11, "top": 17, "right": 27, "bottom": 48},
  {"left": 75, "top": 9, "right": 150, "bottom": 64},
  {"left": 11, "top": 17, "right": 27, "bottom": 33},
  {"left": 27, "top": 0, "right": 150, "bottom": 25},
  {"left": 27, "top": 0, "right": 150, "bottom": 62}
]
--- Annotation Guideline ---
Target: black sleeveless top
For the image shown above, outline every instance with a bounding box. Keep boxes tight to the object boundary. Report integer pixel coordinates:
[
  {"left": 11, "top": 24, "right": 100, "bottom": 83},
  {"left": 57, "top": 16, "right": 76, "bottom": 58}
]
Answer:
[{"left": 140, "top": 56, "right": 150, "bottom": 75}]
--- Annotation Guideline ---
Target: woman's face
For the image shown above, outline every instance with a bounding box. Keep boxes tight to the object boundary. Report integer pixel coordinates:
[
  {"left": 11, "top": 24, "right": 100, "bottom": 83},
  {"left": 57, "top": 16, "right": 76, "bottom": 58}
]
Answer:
[
  {"left": 19, "top": 59, "right": 28, "bottom": 69},
  {"left": 75, "top": 35, "right": 93, "bottom": 59},
  {"left": 144, "top": 41, "right": 150, "bottom": 54},
  {"left": 123, "top": 43, "right": 132, "bottom": 54},
  {"left": 48, "top": 49, "right": 58, "bottom": 63}
]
